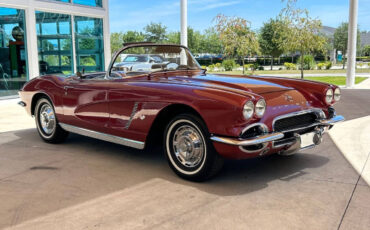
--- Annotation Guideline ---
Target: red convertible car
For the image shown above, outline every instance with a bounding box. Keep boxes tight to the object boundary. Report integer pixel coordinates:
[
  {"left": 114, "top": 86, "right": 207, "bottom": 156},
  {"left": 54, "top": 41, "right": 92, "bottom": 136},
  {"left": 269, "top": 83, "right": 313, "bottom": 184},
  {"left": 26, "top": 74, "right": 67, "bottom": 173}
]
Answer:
[{"left": 19, "top": 43, "right": 344, "bottom": 181}]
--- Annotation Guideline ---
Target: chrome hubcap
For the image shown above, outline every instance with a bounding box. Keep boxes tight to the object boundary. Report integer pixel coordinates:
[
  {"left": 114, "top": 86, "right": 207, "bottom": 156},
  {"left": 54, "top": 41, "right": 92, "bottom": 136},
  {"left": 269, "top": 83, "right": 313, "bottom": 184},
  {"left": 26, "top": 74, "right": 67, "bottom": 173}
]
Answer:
[
  {"left": 39, "top": 104, "right": 55, "bottom": 135},
  {"left": 172, "top": 125, "right": 204, "bottom": 168}
]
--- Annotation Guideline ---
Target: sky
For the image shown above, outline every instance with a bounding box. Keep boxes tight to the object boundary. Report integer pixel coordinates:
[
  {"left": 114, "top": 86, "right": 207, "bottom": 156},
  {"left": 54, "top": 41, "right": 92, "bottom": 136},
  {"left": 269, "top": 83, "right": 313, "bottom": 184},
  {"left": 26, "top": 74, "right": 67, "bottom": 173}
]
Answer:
[{"left": 109, "top": 0, "right": 370, "bottom": 33}]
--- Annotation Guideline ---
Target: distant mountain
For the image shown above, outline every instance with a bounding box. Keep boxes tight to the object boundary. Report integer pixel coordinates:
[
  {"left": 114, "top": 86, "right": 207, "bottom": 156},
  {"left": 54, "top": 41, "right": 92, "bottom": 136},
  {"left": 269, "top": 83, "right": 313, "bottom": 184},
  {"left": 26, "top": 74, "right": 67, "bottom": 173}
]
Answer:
[
  {"left": 321, "top": 26, "right": 336, "bottom": 37},
  {"left": 321, "top": 26, "right": 370, "bottom": 47}
]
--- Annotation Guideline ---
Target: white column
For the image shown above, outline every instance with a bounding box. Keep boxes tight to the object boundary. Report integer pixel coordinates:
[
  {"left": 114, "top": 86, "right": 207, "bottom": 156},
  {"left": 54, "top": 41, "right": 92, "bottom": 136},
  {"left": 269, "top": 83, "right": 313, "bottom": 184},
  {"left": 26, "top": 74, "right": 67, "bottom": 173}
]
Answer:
[
  {"left": 180, "top": 0, "right": 187, "bottom": 47},
  {"left": 25, "top": 4, "right": 40, "bottom": 79},
  {"left": 102, "top": 0, "right": 111, "bottom": 70},
  {"left": 346, "top": 0, "right": 358, "bottom": 87}
]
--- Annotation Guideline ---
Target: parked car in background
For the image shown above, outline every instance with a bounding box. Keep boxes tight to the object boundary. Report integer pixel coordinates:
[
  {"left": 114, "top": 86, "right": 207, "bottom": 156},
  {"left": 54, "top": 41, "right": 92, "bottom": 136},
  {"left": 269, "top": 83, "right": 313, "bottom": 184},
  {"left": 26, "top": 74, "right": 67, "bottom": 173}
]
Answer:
[
  {"left": 19, "top": 43, "right": 344, "bottom": 181},
  {"left": 114, "top": 54, "right": 167, "bottom": 72}
]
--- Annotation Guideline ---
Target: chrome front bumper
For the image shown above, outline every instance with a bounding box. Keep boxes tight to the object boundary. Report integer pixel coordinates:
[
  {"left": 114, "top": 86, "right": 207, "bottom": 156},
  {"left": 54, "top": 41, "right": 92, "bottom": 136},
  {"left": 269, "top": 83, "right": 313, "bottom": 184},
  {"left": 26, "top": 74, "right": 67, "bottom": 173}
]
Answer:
[{"left": 210, "top": 115, "right": 345, "bottom": 146}]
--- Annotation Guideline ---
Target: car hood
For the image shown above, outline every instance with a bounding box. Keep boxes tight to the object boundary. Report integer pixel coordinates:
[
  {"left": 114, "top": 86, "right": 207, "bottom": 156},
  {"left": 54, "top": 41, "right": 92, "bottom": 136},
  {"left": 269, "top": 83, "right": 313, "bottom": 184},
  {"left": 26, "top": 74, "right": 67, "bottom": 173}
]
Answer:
[{"left": 157, "top": 73, "right": 294, "bottom": 95}]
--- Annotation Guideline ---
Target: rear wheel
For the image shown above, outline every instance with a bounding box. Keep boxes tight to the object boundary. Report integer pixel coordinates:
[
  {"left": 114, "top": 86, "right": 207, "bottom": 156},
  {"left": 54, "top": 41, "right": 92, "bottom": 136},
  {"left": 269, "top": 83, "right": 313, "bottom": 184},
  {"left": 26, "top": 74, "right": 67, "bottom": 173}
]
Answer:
[
  {"left": 35, "top": 98, "right": 69, "bottom": 143},
  {"left": 164, "top": 114, "right": 223, "bottom": 181}
]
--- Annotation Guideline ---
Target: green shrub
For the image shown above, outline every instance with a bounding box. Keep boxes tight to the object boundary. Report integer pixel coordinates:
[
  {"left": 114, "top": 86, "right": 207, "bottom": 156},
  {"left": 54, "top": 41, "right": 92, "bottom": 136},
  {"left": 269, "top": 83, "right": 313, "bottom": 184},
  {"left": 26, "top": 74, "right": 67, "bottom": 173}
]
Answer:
[
  {"left": 325, "top": 62, "right": 332, "bottom": 70},
  {"left": 207, "top": 64, "right": 215, "bottom": 72},
  {"left": 244, "top": 64, "right": 253, "bottom": 70},
  {"left": 298, "top": 55, "right": 316, "bottom": 70},
  {"left": 317, "top": 62, "right": 332, "bottom": 70},
  {"left": 317, "top": 62, "right": 326, "bottom": 70},
  {"left": 284, "top": 62, "right": 297, "bottom": 70},
  {"left": 215, "top": 63, "right": 222, "bottom": 68},
  {"left": 222, "top": 59, "right": 237, "bottom": 71}
]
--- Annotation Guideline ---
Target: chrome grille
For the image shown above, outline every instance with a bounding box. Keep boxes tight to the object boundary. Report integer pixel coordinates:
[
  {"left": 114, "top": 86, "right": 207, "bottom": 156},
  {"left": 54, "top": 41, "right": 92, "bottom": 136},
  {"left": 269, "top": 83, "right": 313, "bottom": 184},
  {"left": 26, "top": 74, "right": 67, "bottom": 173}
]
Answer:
[{"left": 274, "top": 112, "right": 318, "bottom": 132}]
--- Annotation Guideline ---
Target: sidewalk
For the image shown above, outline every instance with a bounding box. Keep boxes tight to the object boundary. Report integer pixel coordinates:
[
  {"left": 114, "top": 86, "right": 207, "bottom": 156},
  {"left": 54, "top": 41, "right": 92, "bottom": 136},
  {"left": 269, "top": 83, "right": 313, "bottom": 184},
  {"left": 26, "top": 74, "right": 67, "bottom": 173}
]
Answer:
[{"left": 260, "top": 73, "right": 370, "bottom": 78}]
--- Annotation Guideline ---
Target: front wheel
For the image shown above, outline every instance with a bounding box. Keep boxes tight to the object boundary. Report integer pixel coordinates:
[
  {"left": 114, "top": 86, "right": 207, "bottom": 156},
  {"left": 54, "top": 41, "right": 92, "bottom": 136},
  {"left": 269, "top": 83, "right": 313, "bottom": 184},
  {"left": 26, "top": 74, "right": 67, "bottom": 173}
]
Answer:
[
  {"left": 164, "top": 114, "right": 224, "bottom": 181},
  {"left": 35, "top": 98, "right": 69, "bottom": 143}
]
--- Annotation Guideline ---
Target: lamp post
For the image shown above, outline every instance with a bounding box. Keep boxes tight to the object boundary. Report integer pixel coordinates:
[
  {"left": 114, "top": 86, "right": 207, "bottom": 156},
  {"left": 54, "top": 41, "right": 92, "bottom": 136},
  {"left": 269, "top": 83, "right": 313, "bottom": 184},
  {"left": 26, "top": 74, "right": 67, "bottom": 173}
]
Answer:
[
  {"left": 346, "top": 0, "right": 358, "bottom": 88},
  {"left": 180, "top": 0, "right": 188, "bottom": 47}
]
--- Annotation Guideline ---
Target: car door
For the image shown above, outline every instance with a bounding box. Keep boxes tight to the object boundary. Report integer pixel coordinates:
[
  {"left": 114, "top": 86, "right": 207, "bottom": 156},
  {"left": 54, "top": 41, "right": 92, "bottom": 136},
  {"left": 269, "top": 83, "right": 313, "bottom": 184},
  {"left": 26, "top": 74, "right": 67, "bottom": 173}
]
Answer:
[{"left": 62, "top": 76, "right": 110, "bottom": 133}]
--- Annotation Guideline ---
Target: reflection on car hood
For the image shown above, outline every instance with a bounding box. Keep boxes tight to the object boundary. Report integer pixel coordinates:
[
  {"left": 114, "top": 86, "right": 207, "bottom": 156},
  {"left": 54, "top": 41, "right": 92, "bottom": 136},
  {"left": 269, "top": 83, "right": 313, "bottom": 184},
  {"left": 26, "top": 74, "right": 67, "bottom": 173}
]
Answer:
[{"left": 156, "top": 74, "right": 294, "bottom": 95}]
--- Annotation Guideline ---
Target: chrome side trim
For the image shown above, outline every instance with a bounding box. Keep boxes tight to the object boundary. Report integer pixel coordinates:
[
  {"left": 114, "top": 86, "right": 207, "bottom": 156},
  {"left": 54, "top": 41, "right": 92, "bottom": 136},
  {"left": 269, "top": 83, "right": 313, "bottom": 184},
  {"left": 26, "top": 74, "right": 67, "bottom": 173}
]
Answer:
[
  {"left": 59, "top": 123, "right": 145, "bottom": 150},
  {"left": 210, "top": 132, "right": 284, "bottom": 146},
  {"left": 125, "top": 102, "right": 139, "bottom": 130}
]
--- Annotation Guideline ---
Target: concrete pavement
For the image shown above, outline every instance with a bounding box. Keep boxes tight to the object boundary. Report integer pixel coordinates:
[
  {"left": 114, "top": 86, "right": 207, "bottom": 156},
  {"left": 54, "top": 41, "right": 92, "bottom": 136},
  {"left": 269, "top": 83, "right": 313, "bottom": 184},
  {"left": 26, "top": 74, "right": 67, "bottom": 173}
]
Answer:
[
  {"left": 256, "top": 73, "right": 370, "bottom": 78},
  {"left": 0, "top": 89, "right": 369, "bottom": 230}
]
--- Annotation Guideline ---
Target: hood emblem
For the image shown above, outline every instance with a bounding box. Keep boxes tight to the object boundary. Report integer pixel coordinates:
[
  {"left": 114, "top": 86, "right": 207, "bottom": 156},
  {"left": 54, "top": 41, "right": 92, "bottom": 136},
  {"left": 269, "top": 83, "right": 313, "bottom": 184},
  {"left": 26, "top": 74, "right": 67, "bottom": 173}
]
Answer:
[{"left": 284, "top": 94, "right": 294, "bottom": 102}]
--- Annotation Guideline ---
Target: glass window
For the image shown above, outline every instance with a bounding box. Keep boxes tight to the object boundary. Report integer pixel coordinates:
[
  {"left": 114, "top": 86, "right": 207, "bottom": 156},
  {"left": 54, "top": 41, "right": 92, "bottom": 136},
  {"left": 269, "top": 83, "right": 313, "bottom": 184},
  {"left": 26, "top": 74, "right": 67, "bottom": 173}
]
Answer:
[
  {"left": 111, "top": 45, "right": 200, "bottom": 78},
  {"left": 36, "top": 12, "right": 73, "bottom": 76},
  {"left": 0, "top": 7, "right": 28, "bottom": 97},
  {"left": 74, "top": 16, "right": 104, "bottom": 72},
  {"left": 73, "top": 0, "right": 102, "bottom": 7}
]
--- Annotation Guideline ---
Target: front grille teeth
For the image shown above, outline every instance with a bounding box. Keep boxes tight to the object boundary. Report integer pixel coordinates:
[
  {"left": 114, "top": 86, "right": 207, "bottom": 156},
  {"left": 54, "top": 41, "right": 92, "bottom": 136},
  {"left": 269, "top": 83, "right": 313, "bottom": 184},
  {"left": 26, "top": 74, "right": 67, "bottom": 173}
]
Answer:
[{"left": 274, "top": 112, "right": 318, "bottom": 133}]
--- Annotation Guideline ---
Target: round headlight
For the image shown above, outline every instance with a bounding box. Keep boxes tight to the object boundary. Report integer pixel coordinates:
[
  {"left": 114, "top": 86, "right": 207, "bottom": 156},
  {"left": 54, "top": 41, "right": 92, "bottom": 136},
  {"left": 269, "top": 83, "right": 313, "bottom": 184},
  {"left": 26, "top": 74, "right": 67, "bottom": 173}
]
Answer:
[
  {"left": 255, "top": 99, "right": 266, "bottom": 118},
  {"left": 325, "top": 88, "right": 333, "bottom": 105},
  {"left": 243, "top": 101, "right": 254, "bottom": 119},
  {"left": 334, "top": 88, "right": 341, "bottom": 101}
]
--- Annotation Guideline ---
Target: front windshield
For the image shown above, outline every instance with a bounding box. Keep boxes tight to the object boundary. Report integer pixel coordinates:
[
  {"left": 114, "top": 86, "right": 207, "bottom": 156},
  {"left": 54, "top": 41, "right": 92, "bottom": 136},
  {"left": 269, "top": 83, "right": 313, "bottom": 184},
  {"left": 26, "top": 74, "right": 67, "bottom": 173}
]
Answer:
[{"left": 111, "top": 45, "right": 201, "bottom": 77}]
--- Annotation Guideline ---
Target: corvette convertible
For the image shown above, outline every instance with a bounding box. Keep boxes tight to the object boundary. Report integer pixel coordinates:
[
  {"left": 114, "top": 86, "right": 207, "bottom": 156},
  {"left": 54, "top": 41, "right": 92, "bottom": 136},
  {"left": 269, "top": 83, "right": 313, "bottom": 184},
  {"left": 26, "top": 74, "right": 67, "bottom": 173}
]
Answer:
[{"left": 18, "top": 43, "right": 344, "bottom": 181}]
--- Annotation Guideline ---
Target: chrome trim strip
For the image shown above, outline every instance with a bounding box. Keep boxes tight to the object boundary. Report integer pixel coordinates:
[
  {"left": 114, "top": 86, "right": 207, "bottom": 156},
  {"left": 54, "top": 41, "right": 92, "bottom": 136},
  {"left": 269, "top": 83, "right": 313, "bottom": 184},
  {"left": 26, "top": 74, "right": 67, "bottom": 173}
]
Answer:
[
  {"left": 18, "top": 101, "right": 26, "bottom": 107},
  {"left": 240, "top": 122, "right": 269, "bottom": 136},
  {"left": 210, "top": 132, "right": 284, "bottom": 146},
  {"left": 125, "top": 102, "right": 139, "bottom": 130},
  {"left": 299, "top": 144, "right": 316, "bottom": 151},
  {"left": 59, "top": 123, "right": 145, "bottom": 150},
  {"left": 320, "top": 115, "right": 345, "bottom": 125},
  {"left": 238, "top": 143, "right": 268, "bottom": 154}
]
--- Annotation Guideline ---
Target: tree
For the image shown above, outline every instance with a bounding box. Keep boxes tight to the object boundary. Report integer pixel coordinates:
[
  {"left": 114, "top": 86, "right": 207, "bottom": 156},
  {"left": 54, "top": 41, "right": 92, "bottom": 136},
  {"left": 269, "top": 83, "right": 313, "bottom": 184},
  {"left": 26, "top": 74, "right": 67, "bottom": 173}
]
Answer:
[
  {"left": 278, "top": 0, "right": 326, "bottom": 79},
  {"left": 166, "top": 27, "right": 203, "bottom": 54},
  {"left": 122, "top": 31, "right": 145, "bottom": 44},
  {"left": 214, "top": 14, "right": 259, "bottom": 74},
  {"left": 363, "top": 45, "right": 370, "bottom": 56},
  {"left": 110, "top": 32, "right": 123, "bottom": 56},
  {"left": 259, "top": 18, "right": 286, "bottom": 70},
  {"left": 334, "top": 22, "right": 361, "bottom": 69},
  {"left": 144, "top": 22, "right": 167, "bottom": 43},
  {"left": 200, "top": 28, "right": 223, "bottom": 54},
  {"left": 110, "top": 31, "right": 145, "bottom": 60}
]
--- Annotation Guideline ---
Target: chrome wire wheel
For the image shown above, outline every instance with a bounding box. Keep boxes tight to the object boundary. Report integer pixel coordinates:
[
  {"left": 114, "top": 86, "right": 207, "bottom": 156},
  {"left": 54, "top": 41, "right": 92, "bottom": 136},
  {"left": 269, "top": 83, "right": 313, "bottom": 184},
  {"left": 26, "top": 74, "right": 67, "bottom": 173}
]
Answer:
[
  {"left": 39, "top": 104, "right": 56, "bottom": 136},
  {"left": 172, "top": 124, "right": 205, "bottom": 168}
]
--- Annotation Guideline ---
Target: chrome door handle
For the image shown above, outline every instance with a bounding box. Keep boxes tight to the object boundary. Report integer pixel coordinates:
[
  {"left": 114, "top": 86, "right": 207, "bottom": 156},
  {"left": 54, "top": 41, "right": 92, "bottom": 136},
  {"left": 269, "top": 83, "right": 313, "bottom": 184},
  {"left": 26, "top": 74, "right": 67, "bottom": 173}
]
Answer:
[{"left": 64, "top": 86, "right": 73, "bottom": 90}]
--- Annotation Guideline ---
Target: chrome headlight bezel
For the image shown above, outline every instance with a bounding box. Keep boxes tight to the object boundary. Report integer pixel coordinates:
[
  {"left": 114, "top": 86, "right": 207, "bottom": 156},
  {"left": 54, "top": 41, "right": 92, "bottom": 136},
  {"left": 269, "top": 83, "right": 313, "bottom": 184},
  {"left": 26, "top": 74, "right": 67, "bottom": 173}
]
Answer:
[
  {"left": 255, "top": 99, "right": 266, "bottom": 118},
  {"left": 334, "top": 88, "right": 341, "bottom": 102},
  {"left": 325, "top": 88, "right": 333, "bottom": 105},
  {"left": 243, "top": 101, "right": 254, "bottom": 120}
]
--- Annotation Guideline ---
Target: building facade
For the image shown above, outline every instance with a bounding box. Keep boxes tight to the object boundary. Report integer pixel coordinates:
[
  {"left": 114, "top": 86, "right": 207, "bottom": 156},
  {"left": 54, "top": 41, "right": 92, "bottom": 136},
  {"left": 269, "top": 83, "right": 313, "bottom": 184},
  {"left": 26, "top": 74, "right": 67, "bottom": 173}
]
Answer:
[{"left": 0, "top": 0, "right": 110, "bottom": 97}]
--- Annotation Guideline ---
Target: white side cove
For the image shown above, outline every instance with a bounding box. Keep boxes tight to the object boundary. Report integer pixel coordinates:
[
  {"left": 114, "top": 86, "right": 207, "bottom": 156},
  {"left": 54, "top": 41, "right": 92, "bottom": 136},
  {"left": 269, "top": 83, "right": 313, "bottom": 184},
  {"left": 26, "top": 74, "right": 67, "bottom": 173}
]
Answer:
[{"left": 59, "top": 123, "right": 145, "bottom": 150}]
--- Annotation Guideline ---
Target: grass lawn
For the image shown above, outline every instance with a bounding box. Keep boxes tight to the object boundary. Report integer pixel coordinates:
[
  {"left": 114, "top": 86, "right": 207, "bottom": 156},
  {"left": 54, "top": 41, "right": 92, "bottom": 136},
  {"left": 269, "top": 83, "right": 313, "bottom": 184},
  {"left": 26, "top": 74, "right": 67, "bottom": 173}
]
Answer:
[
  {"left": 301, "top": 77, "right": 367, "bottom": 85},
  {"left": 210, "top": 68, "right": 370, "bottom": 75}
]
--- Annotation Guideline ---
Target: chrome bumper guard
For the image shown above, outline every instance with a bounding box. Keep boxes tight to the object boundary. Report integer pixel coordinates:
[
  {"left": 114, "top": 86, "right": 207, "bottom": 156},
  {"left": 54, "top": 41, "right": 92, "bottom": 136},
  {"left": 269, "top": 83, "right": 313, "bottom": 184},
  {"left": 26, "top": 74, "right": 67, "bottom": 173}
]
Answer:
[{"left": 210, "top": 115, "right": 345, "bottom": 146}]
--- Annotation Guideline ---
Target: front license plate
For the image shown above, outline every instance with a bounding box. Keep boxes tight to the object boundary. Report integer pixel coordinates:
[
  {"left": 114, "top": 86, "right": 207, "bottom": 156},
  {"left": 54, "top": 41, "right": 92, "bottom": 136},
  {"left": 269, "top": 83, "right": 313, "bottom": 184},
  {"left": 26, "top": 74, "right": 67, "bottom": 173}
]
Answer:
[{"left": 300, "top": 132, "right": 315, "bottom": 148}]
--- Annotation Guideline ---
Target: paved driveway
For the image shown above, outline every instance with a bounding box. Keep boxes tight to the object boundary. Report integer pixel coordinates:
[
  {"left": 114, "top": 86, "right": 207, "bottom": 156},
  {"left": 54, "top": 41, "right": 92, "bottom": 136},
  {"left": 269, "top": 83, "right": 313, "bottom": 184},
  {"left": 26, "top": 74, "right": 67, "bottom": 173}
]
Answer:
[{"left": 0, "top": 90, "right": 369, "bottom": 230}]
